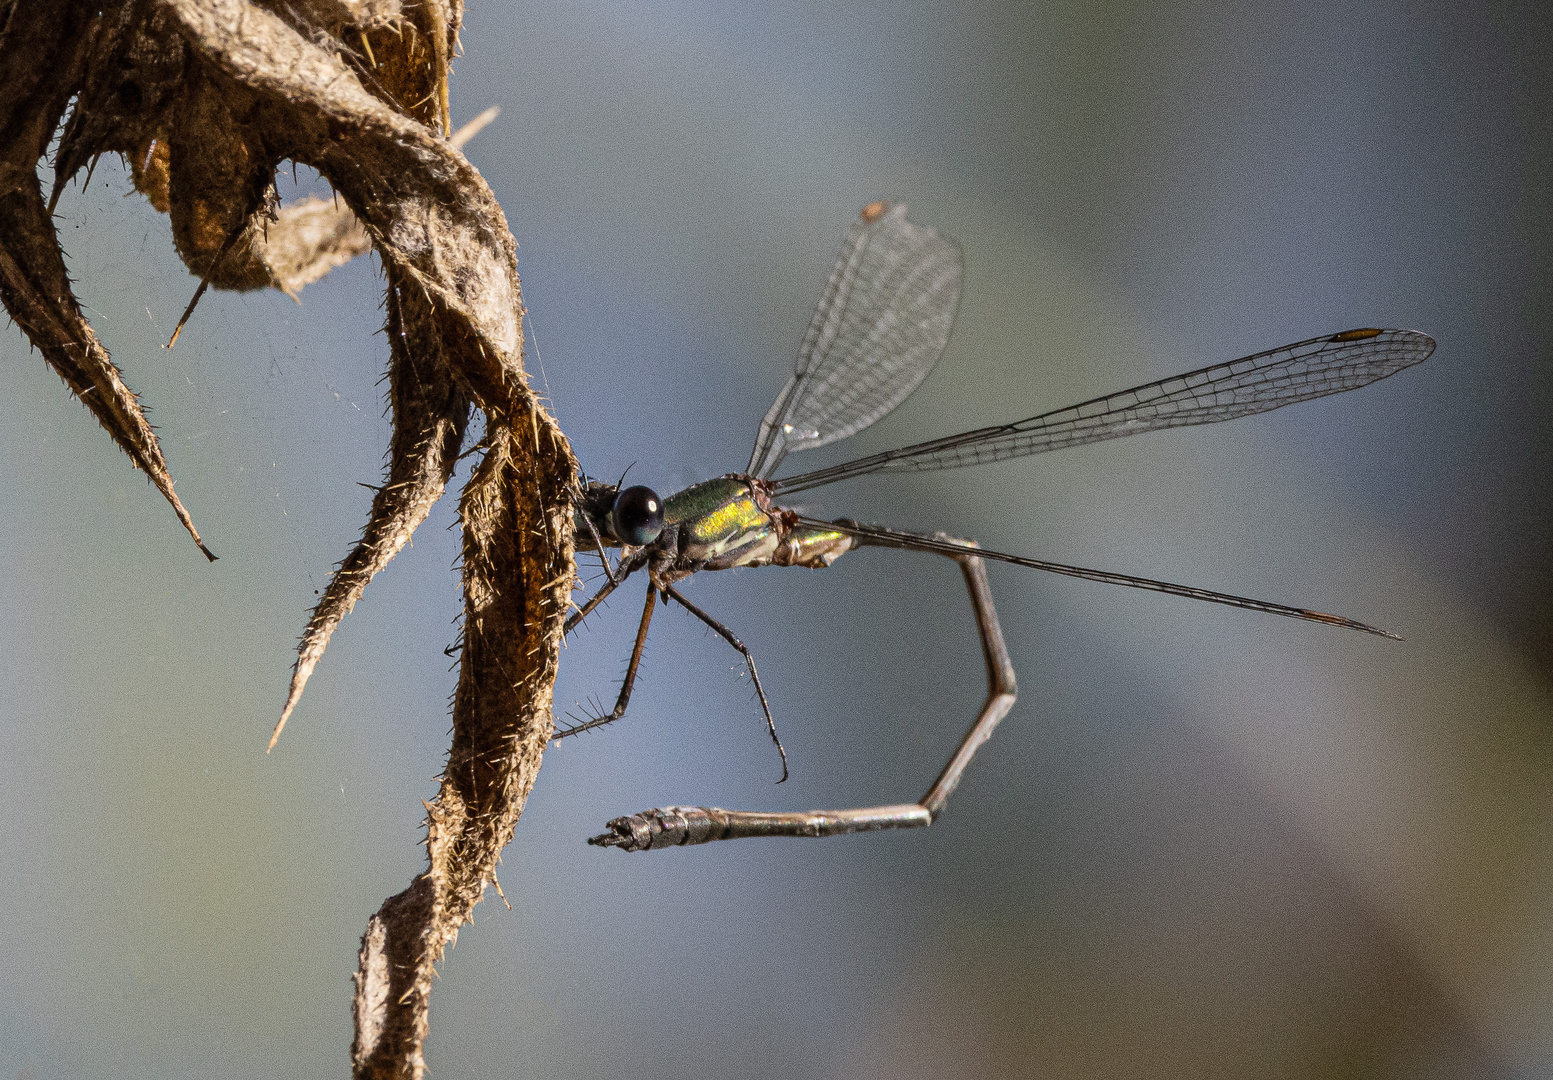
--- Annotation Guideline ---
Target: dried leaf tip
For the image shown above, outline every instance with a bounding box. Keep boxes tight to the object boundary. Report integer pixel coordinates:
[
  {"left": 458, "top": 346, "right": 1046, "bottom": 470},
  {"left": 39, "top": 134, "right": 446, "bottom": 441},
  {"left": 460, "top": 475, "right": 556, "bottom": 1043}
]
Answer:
[{"left": 268, "top": 685, "right": 304, "bottom": 752}]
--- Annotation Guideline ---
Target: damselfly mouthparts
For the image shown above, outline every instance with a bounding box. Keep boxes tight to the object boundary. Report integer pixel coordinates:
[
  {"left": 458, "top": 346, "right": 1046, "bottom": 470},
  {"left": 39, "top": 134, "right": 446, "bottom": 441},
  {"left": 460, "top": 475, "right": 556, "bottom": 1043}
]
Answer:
[{"left": 563, "top": 200, "right": 1433, "bottom": 853}]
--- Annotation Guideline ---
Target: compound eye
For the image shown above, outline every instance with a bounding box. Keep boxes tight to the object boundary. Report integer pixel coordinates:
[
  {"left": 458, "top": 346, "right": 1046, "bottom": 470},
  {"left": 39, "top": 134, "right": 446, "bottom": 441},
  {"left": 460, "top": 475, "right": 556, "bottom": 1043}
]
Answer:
[{"left": 611, "top": 485, "right": 664, "bottom": 546}]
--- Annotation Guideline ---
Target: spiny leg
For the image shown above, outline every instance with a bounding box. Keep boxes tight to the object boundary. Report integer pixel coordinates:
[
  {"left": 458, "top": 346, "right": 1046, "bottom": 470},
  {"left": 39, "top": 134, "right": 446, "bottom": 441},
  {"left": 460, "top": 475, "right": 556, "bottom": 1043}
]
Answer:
[
  {"left": 590, "top": 538, "right": 1016, "bottom": 850},
  {"left": 564, "top": 551, "right": 645, "bottom": 637},
  {"left": 572, "top": 482, "right": 618, "bottom": 587},
  {"left": 662, "top": 584, "right": 789, "bottom": 783},
  {"left": 558, "top": 577, "right": 657, "bottom": 738}
]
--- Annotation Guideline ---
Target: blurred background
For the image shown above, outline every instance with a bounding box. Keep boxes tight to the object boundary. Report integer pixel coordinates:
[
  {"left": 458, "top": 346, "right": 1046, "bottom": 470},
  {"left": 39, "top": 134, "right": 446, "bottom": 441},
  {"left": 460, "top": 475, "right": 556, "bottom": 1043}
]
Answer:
[{"left": 3, "top": 1, "right": 1551, "bottom": 1076}]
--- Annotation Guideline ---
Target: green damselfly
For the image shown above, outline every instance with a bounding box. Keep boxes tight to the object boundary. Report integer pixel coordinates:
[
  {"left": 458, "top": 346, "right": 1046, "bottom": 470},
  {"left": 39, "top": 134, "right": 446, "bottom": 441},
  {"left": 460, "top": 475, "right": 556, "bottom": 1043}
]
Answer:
[{"left": 564, "top": 200, "right": 1433, "bottom": 853}]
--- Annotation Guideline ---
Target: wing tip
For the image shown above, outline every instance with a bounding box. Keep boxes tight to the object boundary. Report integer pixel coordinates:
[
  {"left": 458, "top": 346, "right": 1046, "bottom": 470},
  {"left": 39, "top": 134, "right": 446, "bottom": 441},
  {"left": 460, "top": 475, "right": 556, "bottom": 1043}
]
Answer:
[
  {"left": 1330, "top": 326, "right": 1437, "bottom": 357},
  {"left": 1410, "top": 330, "right": 1439, "bottom": 359}
]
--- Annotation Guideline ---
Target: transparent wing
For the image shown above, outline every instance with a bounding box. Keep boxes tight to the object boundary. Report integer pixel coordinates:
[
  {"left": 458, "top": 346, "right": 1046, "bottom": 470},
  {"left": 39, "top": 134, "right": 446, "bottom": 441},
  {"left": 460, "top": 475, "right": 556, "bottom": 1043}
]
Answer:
[
  {"left": 771, "top": 328, "right": 1436, "bottom": 495},
  {"left": 747, "top": 202, "right": 963, "bottom": 479}
]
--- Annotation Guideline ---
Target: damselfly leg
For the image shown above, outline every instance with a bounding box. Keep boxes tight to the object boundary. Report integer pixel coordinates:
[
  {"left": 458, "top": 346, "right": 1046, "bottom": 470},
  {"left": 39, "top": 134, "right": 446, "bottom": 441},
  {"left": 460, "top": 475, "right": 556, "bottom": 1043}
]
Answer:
[
  {"left": 661, "top": 584, "right": 788, "bottom": 782},
  {"left": 563, "top": 578, "right": 658, "bottom": 736},
  {"left": 571, "top": 481, "right": 619, "bottom": 587},
  {"left": 588, "top": 534, "right": 1016, "bottom": 850},
  {"left": 564, "top": 551, "right": 646, "bottom": 637}
]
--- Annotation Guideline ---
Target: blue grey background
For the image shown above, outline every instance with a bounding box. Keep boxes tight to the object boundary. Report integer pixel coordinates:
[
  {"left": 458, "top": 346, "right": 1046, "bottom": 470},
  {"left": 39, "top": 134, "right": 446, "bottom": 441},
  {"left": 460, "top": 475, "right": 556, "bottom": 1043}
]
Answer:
[{"left": 3, "top": 2, "right": 1551, "bottom": 1076}]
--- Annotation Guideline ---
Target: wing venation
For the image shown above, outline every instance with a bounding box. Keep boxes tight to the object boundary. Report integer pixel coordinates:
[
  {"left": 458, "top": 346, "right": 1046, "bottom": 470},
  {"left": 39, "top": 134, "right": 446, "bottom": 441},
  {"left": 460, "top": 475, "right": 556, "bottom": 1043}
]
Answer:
[
  {"left": 771, "top": 329, "right": 1435, "bottom": 494},
  {"left": 747, "top": 202, "right": 963, "bottom": 479}
]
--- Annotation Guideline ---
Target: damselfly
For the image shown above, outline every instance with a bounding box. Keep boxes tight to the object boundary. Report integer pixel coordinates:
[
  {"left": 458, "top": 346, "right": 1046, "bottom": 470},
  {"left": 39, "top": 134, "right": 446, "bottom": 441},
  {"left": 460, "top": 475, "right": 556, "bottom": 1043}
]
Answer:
[{"left": 563, "top": 200, "right": 1433, "bottom": 853}]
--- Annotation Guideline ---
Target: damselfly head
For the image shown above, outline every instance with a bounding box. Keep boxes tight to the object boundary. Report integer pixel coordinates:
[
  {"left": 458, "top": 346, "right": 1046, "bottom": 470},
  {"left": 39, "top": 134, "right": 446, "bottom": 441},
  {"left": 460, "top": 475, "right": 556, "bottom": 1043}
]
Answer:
[{"left": 612, "top": 485, "right": 664, "bottom": 546}]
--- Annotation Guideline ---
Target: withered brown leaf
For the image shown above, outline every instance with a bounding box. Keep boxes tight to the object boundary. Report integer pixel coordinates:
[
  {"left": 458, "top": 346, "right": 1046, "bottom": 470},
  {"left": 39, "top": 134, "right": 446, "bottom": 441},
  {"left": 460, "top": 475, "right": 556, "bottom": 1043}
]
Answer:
[{"left": 0, "top": 3, "right": 572, "bottom": 1076}]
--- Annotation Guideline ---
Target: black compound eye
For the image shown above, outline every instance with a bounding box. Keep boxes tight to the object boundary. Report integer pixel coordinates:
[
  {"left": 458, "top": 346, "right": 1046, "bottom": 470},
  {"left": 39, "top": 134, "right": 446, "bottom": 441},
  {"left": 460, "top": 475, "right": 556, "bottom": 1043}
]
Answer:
[{"left": 611, "top": 485, "right": 664, "bottom": 546}]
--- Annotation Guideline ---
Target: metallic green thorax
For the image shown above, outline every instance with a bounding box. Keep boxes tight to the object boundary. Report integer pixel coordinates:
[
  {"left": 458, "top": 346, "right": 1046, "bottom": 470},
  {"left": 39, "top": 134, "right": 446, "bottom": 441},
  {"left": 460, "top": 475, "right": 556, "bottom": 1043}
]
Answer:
[
  {"left": 664, "top": 477, "right": 777, "bottom": 568},
  {"left": 578, "top": 475, "right": 856, "bottom": 581}
]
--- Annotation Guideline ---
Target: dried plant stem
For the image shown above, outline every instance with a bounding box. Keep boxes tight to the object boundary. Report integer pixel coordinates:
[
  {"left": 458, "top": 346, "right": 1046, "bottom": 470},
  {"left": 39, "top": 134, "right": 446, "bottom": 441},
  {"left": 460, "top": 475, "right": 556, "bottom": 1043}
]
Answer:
[{"left": 0, "top": 2, "right": 576, "bottom": 1075}]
